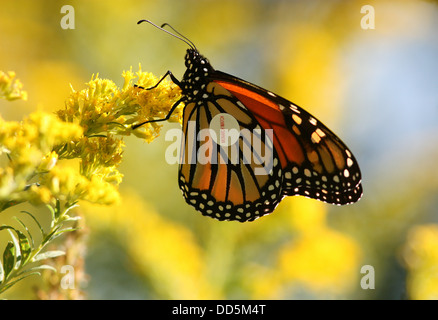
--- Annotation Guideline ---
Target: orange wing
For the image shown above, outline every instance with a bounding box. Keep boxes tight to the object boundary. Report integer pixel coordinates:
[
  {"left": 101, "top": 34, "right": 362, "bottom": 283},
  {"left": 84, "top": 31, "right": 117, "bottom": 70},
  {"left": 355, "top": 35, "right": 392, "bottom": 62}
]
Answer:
[
  {"left": 178, "top": 82, "right": 283, "bottom": 222},
  {"left": 212, "top": 72, "right": 362, "bottom": 205}
]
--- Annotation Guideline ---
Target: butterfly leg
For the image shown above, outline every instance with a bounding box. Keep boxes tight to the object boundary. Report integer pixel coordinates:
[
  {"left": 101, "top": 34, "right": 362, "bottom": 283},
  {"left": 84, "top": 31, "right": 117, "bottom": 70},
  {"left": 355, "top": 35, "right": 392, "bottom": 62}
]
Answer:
[
  {"left": 132, "top": 70, "right": 184, "bottom": 129},
  {"left": 132, "top": 98, "right": 184, "bottom": 129},
  {"left": 134, "top": 70, "right": 181, "bottom": 90}
]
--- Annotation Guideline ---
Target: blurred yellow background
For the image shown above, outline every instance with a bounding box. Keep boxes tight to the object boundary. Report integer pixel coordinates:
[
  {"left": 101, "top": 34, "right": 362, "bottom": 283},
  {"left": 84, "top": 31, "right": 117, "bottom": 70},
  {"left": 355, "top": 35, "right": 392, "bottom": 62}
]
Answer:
[{"left": 1, "top": 0, "right": 437, "bottom": 299}]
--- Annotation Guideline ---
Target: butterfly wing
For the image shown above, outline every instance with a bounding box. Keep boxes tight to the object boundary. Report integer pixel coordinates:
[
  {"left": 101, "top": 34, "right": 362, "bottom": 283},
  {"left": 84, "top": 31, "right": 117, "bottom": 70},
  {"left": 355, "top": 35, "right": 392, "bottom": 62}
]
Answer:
[
  {"left": 211, "top": 70, "right": 363, "bottom": 206},
  {"left": 178, "top": 81, "right": 284, "bottom": 222},
  {"left": 177, "top": 66, "right": 362, "bottom": 222}
]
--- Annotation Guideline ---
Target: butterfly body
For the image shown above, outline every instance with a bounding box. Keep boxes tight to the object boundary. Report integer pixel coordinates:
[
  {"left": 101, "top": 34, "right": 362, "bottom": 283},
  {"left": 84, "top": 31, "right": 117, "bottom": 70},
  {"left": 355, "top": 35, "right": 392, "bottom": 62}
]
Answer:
[{"left": 135, "top": 21, "right": 362, "bottom": 222}]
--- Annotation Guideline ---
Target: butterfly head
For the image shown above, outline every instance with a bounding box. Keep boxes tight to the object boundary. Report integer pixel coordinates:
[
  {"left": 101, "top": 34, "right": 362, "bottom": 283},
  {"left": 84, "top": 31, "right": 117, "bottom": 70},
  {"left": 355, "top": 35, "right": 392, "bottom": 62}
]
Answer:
[
  {"left": 181, "top": 49, "right": 215, "bottom": 100},
  {"left": 184, "top": 49, "right": 212, "bottom": 71}
]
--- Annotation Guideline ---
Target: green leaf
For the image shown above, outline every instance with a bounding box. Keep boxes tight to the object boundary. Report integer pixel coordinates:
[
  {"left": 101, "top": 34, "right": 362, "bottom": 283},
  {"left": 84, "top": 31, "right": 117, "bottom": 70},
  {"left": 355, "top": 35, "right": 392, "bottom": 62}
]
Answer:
[
  {"left": 0, "top": 200, "right": 25, "bottom": 212},
  {"left": 21, "top": 210, "right": 45, "bottom": 237},
  {"left": 13, "top": 216, "right": 35, "bottom": 250},
  {"left": 6, "top": 228, "right": 22, "bottom": 269},
  {"left": 1, "top": 226, "right": 30, "bottom": 269},
  {"left": 46, "top": 204, "right": 56, "bottom": 225},
  {"left": 55, "top": 227, "right": 80, "bottom": 236},
  {"left": 14, "top": 228, "right": 32, "bottom": 265},
  {"left": 33, "top": 250, "right": 65, "bottom": 262},
  {"left": 2, "top": 242, "right": 15, "bottom": 280},
  {"left": 55, "top": 199, "right": 62, "bottom": 220},
  {"left": 17, "top": 264, "right": 57, "bottom": 276},
  {"left": 0, "top": 272, "right": 41, "bottom": 294},
  {"left": 42, "top": 225, "right": 62, "bottom": 245},
  {"left": 45, "top": 227, "right": 80, "bottom": 244},
  {"left": 2, "top": 225, "right": 32, "bottom": 266},
  {"left": 62, "top": 216, "right": 81, "bottom": 223},
  {"left": 0, "top": 257, "right": 4, "bottom": 284},
  {"left": 87, "top": 134, "right": 108, "bottom": 138},
  {"left": 64, "top": 203, "right": 79, "bottom": 216}
]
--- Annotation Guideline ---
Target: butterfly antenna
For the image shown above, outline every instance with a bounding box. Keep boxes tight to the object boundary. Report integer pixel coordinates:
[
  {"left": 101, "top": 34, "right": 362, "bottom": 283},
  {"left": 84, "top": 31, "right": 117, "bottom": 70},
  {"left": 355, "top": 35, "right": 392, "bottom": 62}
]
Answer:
[
  {"left": 137, "top": 20, "right": 197, "bottom": 51},
  {"left": 160, "top": 23, "right": 198, "bottom": 52}
]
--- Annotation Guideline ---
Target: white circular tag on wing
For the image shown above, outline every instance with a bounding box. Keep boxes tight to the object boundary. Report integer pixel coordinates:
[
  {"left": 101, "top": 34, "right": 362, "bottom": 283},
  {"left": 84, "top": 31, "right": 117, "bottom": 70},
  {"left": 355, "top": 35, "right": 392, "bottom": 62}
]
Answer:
[{"left": 209, "top": 113, "right": 240, "bottom": 146}]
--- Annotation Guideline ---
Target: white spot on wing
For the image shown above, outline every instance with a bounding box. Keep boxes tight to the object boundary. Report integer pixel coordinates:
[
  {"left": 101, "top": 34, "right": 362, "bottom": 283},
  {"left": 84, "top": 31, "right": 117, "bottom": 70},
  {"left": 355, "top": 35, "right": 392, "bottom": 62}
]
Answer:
[
  {"left": 236, "top": 101, "right": 247, "bottom": 110},
  {"left": 292, "top": 114, "right": 302, "bottom": 125}
]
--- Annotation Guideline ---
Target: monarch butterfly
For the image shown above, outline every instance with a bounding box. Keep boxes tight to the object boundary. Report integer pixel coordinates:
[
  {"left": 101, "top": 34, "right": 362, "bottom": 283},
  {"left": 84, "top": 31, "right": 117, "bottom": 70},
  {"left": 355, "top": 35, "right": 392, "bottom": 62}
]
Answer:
[{"left": 134, "top": 20, "right": 363, "bottom": 222}]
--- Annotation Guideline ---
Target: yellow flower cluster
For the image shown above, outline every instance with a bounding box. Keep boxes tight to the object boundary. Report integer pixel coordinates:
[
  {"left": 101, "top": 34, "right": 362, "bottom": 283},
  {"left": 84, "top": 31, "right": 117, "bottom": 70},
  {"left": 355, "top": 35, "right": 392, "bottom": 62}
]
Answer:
[
  {"left": 57, "top": 65, "right": 183, "bottom": 143},
  {"left": 402, "top": 225, "right": 438, "bottom": 300},
  {"left": 0, "top": 112, "right": 83, "bottom": 209},
  {"left": 1, "top": 67, "right": 182, "bottom": 211},
  {"left": 0, "top": 71, "right": 28, "bottom": 101},
  {"left": 53, "top": 136, "right": 124, "bottom": 188}
]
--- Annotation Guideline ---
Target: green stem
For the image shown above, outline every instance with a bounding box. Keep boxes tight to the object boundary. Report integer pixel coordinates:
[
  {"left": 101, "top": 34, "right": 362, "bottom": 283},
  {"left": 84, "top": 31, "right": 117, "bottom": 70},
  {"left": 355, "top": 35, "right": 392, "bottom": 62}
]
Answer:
[{"left": 0, "top": 201, "right": 76, "bottom": 295}]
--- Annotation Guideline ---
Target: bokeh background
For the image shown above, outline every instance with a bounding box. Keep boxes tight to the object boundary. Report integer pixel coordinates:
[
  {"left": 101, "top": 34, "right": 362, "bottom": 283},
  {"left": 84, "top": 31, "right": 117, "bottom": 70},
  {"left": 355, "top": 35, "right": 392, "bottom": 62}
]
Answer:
[{"left": 1, "top": 0, "right": 437, "bottom": 299}]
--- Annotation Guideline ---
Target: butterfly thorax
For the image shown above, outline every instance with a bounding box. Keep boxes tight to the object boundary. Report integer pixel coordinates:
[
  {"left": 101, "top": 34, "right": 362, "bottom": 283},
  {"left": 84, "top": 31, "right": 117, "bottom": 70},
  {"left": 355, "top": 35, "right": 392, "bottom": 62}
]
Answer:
[{"left": 180, "top": 49, "right": 215, "bottom": 102}]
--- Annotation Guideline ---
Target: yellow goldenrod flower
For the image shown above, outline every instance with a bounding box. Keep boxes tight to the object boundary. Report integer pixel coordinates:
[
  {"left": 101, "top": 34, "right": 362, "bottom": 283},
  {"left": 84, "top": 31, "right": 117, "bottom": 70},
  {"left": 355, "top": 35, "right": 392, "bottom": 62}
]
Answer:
[
  {"left": 28, "top": 111, "right": 84, "bottom": 154},
  {"left": 0, "top": 66, "right": 185, "bottom": 296},
  {"left": 2, "top": 66, "right": 180, "bottom": 211},
  {"left": 0, "top": 112, "right": 83, "bottom": 207},
  {"left": 40, "top": 165, "right": 120, "bottom": 205},
  {"left": 60, "top": 135, "right": 125, "bottom": 184},
  {"left": 38, "top": 151, "right": 59, "bottom": 173},
  {"left": 57, "top": 65, "right": 183, "bottom": 143},
  {"left": 83, "top": 175, "right": 121, "bottom": 205},
  {"left": 0, "top": 71, "right": 28, "bottom": 101}
]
